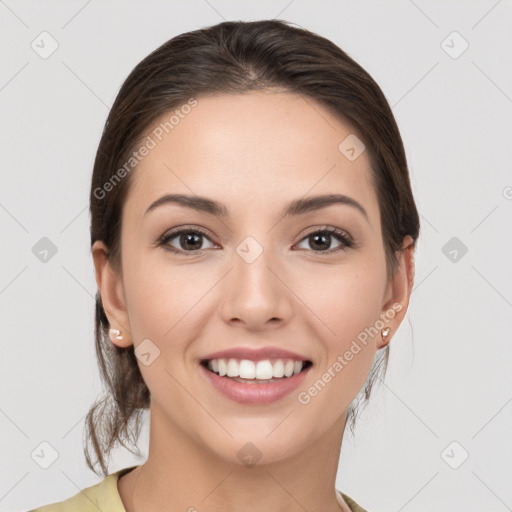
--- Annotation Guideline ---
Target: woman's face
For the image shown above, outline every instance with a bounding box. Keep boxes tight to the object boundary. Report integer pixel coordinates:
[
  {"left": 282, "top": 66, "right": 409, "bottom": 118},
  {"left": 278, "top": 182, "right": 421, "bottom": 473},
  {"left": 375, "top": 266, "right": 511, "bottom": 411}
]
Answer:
[{"left": 93, "top": 91, "right": 411, "bottom": 465}]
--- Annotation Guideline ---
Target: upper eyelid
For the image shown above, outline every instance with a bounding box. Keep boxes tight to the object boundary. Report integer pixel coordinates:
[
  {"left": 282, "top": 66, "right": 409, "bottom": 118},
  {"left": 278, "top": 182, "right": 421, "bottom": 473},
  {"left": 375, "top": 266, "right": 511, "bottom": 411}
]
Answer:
[
  {"left": 160, "top": 225, "right": 351, "bottom": 239},
  {"left": 300, "top": 225, "right": 352, "bottom": 239}
]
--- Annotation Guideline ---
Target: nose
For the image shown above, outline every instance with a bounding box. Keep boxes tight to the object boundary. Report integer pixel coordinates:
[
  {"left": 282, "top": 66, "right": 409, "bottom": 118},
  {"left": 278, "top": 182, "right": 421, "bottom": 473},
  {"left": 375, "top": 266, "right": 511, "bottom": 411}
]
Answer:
[{"left": 220, "top": 244, "right": 293, "bottom": 331}]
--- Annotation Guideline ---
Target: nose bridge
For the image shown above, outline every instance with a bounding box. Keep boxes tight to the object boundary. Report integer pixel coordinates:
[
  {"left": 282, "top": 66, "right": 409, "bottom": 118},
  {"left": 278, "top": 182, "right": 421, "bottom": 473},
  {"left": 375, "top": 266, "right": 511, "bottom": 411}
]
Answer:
[
  {"left": 233, "top": 233, "right": 279, "bottom": 294},
  {"left": 221, "top": 233, "right": 291, "bottom": 325}
]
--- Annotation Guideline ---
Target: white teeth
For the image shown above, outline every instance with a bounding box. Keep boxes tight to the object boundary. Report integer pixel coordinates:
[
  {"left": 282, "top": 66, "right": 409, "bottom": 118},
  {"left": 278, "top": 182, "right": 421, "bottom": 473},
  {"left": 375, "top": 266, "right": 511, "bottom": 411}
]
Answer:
[
  {"left": 226, "top": 359, "right": 238, "bottom": 377},
  {"left": 239, "top": 359, "right": 256, "bottom": 379},
  {"left": 273, "top": 359, "right": 285, "bottom": 378},
  {"left": 217, "top": 359, "right": 227, "bottom": 376},
  {"left": 284, "top": 360, "right": 295, "bottom": 377},
  {"left": 255, "top": 360, "right": 273, "bottom": 380},
  {"left": 205, "top": 358, "right": 307, "bottom": 379}
]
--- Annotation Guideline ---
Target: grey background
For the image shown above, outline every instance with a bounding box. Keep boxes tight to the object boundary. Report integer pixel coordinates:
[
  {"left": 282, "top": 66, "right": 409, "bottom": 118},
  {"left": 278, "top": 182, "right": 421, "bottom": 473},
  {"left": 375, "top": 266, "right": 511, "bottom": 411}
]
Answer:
[{"left": 1, "top": 1, "right": 511, "bottom": 511}]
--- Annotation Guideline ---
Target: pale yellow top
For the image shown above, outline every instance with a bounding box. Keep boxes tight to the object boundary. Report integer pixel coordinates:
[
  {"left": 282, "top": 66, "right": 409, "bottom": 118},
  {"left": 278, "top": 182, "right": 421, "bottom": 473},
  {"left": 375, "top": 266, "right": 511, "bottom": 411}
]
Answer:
[{"left": 28, "top": 466, "right": 369, "bottom": 512}]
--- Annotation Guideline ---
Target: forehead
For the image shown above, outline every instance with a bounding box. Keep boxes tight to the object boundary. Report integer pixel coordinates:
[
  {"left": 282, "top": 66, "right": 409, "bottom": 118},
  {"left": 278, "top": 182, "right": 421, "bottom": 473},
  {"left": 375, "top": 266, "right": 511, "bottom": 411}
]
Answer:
[{"left": 124, "top": 91, "right": 379, "bottom": 223}]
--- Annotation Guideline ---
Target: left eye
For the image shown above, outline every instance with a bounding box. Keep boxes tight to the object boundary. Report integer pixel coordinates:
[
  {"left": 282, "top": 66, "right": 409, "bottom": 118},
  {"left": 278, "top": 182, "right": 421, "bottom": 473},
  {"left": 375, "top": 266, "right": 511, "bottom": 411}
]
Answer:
[{"left": 295, "top": 228, "right": 353, "bottom": 252}]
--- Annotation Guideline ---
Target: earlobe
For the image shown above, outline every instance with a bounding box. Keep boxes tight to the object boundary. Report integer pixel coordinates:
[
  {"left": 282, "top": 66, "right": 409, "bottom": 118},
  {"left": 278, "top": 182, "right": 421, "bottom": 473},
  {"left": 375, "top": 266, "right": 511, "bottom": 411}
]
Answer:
[
  {"left": 378, "top": 327, "right": 391, "bottom": 349},
  {"left": 91, "top": 240, "right": 132, "bottom": 348}
]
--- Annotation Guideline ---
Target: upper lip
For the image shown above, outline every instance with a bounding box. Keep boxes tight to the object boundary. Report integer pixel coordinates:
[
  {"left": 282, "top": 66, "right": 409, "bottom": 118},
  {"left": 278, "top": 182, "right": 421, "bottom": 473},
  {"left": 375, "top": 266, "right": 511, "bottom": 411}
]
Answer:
[{"left": 200, "top": 346, "right": 311, "bottom": 363}]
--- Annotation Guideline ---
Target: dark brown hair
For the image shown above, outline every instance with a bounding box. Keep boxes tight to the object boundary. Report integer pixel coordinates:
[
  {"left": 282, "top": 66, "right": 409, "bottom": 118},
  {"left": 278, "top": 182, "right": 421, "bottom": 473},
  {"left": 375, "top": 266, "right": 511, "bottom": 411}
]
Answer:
[{"left": 86, "top": 19, "right": 420, "bottom": 477}]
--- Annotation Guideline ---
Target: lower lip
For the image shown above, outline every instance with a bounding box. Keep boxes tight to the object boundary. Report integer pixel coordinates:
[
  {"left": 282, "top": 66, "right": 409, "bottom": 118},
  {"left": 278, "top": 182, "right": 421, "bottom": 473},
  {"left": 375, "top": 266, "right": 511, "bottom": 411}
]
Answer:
[{"left": 199, "top": 363, "right": 311, "bottom": 404}]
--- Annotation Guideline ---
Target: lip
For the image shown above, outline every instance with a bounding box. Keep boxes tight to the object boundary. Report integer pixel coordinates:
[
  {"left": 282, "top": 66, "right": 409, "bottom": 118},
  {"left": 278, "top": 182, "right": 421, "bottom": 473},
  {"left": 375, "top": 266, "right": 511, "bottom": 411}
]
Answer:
[
  {"left": 199, "top": 362, "right": 312, "bottom": 404},
  {"left": 200, "top": 346, "right": 310, "bottom": 363}
]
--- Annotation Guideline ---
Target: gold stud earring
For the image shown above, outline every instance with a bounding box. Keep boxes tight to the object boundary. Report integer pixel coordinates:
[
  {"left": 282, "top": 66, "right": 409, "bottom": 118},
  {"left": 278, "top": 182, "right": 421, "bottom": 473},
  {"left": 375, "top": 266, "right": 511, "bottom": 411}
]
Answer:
[
  {"left": 109, "top": 328, "right": 123, "bottom": 342},
  {"left": 381, "top": 327, "right": 391, "bottom": 344}
]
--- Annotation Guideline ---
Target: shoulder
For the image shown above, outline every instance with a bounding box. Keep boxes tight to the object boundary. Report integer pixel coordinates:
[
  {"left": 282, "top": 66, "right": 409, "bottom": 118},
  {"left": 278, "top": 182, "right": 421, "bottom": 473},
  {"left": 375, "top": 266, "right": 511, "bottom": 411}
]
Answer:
[{"left": 27, "top": 466, "right": 137, "bottom": 512}]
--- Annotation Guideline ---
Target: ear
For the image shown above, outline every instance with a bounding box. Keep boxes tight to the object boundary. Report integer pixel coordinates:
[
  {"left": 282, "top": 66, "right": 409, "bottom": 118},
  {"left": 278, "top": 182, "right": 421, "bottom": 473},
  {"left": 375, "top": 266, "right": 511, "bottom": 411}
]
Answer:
[
  {"left": 91, "top": 240, "right": 132, "bottom": 348},
  {"left": 377, "top": 235, "right": 416, "bottom": 349}
]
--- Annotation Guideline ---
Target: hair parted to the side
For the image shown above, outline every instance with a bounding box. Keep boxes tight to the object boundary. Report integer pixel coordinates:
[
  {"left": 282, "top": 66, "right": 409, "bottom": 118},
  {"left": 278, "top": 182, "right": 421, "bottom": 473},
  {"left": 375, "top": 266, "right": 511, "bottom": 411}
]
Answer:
[{"left": 86, "top": 19, "right": 420, "bottom": 477}]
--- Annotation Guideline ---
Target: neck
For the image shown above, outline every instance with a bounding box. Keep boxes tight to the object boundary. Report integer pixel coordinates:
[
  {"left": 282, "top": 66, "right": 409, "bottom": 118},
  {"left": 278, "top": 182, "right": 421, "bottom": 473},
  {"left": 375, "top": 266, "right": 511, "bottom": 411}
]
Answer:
[{"left": 118, "top": 402, "right": 349, "bottom": 512}]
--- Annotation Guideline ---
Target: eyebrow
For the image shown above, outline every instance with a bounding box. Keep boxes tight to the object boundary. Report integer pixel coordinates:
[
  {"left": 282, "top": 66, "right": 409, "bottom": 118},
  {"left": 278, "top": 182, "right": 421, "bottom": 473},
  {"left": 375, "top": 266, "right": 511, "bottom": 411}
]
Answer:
[{"left": 144, "top": 193, "right": 369, "bottom": 222}]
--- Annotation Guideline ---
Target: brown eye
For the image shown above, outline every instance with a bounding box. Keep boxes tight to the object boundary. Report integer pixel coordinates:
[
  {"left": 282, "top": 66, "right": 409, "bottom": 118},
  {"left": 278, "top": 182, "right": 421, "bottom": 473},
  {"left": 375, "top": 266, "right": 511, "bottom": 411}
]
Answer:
[
  {"left": 159, "top": 227, "right": 217, "bottom": 255},
  {"left": 296, "top": 228, "right": 354, "bottom": 253}
]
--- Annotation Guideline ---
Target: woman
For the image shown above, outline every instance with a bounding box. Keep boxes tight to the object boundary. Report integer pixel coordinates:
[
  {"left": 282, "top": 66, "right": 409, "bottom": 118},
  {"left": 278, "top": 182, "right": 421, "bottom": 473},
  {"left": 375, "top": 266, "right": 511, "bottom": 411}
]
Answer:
[{"left": 30, "top": 19, "right": 419, "bottom": 512}]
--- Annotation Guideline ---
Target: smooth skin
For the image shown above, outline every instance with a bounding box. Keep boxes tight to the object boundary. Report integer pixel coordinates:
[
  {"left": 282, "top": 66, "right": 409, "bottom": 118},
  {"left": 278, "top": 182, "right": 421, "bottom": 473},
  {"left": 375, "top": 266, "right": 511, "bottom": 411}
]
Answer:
[{"left": 92, "top": 90, "right": 415, "bottom": 512}]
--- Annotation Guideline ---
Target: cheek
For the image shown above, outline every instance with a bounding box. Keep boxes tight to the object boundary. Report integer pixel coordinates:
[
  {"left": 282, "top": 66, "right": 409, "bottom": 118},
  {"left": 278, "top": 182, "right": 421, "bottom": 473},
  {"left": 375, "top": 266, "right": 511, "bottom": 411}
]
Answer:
[
  {"left": 122, "top": 250, "right": 215, "bottom": 347},
  {"left": 295, "top": 258, "right": 386, "bottom": 344},
  {"left": 292, "top": 263, "right": 386, "bottom": 409}
]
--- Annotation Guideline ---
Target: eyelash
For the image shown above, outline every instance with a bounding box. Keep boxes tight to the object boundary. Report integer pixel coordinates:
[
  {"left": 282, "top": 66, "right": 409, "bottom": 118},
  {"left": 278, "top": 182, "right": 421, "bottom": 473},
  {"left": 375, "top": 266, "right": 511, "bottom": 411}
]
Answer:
[{"left": 157, "top": 225, "right": 355, "bottom": 257}]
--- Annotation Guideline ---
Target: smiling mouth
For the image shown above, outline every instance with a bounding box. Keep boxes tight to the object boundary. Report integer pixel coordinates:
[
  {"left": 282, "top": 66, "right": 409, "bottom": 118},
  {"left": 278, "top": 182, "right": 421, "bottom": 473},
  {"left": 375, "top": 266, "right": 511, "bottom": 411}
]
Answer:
[{"left": 200, "top": 358, "right": 313, "bottom": 384}]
